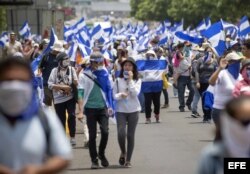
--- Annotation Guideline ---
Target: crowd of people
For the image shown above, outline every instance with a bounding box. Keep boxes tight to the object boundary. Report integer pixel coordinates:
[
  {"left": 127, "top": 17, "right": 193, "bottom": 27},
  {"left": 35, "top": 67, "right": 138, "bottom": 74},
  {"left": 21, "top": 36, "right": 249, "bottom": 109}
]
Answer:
[{"left": 1, "top": 28, "right": 250, "bottom": 173}]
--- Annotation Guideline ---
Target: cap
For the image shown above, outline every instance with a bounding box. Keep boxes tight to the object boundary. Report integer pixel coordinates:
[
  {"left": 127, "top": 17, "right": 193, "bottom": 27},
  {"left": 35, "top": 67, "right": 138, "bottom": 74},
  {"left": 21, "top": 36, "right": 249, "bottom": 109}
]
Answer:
[
  {"left": 225, "top": 52, "right": 244, "bottom": 61},
  {"left": 56, "top": 52, "right": 69, "bottom": 62}
]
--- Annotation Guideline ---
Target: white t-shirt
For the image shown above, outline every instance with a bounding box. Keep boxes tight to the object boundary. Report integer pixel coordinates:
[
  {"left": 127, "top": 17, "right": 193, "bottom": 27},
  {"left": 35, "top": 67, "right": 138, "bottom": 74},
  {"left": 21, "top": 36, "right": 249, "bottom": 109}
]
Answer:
[
  {"left": 0, "top": 108, "right": 72, "bottom": 172},
  {"left": 213, "top": 70, "right": 242, "bottom": 109}
]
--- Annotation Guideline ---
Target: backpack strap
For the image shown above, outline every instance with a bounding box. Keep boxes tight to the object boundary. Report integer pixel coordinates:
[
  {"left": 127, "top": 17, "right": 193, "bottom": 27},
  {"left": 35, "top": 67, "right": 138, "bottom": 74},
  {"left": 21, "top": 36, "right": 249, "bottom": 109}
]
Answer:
[{"left": 37, "top": 108, "right": 50, "bottom": 156}]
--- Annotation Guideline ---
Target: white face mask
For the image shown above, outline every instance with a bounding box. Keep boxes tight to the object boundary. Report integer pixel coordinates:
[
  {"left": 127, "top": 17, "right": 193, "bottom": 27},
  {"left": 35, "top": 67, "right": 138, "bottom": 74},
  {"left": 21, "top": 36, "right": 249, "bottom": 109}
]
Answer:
[
  {"left": 123, "top": 71, "right": 129, "bottom": 79},
  {"left": 221, "top": 115, "right": 250, "bottom": 157},
  {"left": 97, "top": 65, "right": 103, "bottom": 71},
  {"left": 0, "top": 81, "right": 33, "bottom": 117},
  {"left": 62, "top": 59, "right": 70, "bottom": 68}
]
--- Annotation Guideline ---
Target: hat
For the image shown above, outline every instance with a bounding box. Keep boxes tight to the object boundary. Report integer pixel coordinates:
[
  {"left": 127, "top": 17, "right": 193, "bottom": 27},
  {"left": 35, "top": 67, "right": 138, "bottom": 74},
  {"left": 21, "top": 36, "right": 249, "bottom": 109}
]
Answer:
[
  {"left": 202, "top": 42, "right": 210, "bottom": 49},
  {"left": 192, "top": 45, "right": 199, "bottom": 51},
  {"left": 225, "top": 52, "right": 244, "bottom": 61},
  {"left": 51, "top": 41, "right": 64, "bottom": 52},
  {"left": 9, "top": 31, "right": 15, "bottom": 35},
  {"left": 34, "top": 43, "right": 39, "bottom": 47},
  {"left": 56, "top": 52, "right": 69, "bottom": 62},
  {"left": 90, "top": 52, "right": 104, "bottom": 62},
  {"left": 241, "top": 59, "right": 250, "bottom": 72},
  {"left": 146, "top": 50, "right": 156, "bottom": 57},
  {"left": 42, "top": 39, "right": 49, "bottom": 45},
  {"left": 130, "top": 36, "right": 136, "bottom": 41},
  {"left": 121, "top": 57, "right": 137, "bottom": 68}
]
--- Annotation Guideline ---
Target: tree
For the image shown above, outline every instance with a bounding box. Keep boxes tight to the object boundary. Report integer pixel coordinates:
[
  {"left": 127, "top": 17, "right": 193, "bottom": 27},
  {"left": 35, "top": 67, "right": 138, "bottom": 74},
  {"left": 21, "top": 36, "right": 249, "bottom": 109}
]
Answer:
[
  {"left": 0, "top": 7, "right": 7, "bottom": 33},
  {"left": 130, "top": 0, "right": 250, "bottom": 27}
]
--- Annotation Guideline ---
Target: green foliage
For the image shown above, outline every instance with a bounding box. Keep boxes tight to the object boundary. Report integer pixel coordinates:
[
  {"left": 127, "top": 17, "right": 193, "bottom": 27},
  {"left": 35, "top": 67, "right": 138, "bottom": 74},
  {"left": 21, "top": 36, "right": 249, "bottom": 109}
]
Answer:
[
  {"left": 0, "top": 7, "right": 7, "bottom": 33},
  {"left": 130, "top": 0, "right": 250, "bottom": 26}
]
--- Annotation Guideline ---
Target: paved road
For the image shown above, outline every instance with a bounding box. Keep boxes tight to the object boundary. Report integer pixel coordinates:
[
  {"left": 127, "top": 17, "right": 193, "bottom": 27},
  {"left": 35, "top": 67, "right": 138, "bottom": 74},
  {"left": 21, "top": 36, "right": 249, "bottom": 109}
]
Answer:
[{"left": 65, "top": 88, "right": 214, "bottom": 174}]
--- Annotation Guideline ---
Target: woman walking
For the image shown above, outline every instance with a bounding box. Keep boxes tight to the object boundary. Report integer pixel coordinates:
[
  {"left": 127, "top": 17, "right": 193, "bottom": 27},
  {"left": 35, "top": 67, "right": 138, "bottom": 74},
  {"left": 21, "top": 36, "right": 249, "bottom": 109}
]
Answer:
[{"left": 113, "top": 57, "right": 141, "bottom": 168}]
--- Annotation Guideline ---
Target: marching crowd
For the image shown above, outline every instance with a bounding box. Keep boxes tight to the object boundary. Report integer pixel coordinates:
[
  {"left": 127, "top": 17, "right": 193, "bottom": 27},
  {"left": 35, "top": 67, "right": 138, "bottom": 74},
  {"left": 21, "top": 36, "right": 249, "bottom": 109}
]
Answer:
[{"left": 1, "top": 28, "right": 250, "bottom": 174}]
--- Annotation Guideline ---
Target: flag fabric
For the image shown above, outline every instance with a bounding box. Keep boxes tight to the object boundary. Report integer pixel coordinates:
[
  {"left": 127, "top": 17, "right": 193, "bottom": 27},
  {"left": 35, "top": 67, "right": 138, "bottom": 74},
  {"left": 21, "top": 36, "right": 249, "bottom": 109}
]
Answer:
[
  {"left": 19, "top": 21, "right": 31, "bottom": 39},
  {"left": 175, "top": 31, "right": 203, "bottom": 44},
  {"left": 136, "top": 55, "right": 167, "bottom": 93},
  {"left": 239, "top": 16, "right": 250, "bottom": 37},
  {"left": 196, "top": 19, "right": 207, "bottom": 32},
  {"left": 0, "top": 32, "right": 9, "bottom": 47},
  {"left": 91, "top": 24, "right": 104, "bottom": 40},
  {"left": 201, "top": 21, "right": 226, "bottom": 56}
]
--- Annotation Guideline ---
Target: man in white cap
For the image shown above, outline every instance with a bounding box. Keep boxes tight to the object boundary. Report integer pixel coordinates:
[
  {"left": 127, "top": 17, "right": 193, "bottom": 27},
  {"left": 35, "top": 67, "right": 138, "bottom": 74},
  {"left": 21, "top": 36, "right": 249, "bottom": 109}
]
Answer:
[{"left": 39, "top": 40, "right": 64, "bottom": 107}]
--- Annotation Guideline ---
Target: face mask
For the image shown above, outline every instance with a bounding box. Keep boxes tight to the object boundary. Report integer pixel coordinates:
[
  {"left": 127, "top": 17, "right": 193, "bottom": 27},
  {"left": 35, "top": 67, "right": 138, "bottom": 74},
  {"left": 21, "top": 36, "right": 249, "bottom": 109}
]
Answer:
[
  {"left": 221, "top": 115, "right": 250, "bottom": 157},
  {"left": 62, "top": 59, "right": 70, "bottom": 68},
  {"left": 97, "top": 65, "right": 103, "bottom": 71},
  {"left": 0, "top": 81, "right": 33, "bottom": 117},
  {"left": 228, "top": 61, "right": 241, "bottom": 79},
  {"left": 123, "top": 71, "right": 129, "bottom": 79},
  {"left": 204, "top": 52, "right": 213, "bottom": 63}
]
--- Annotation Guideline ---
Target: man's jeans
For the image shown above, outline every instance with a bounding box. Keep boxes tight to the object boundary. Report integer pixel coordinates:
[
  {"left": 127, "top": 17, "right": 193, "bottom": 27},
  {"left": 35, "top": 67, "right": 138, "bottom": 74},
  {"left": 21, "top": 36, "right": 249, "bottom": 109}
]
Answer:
[
  {"left": 177, "top": 76, "right": 194, "bottom": 109},
  {"left": 191, "top": 82, "right": 200, "bottom": 113},
  {"left": 85, "top": 108, "right": 109, "bottom": 162}
]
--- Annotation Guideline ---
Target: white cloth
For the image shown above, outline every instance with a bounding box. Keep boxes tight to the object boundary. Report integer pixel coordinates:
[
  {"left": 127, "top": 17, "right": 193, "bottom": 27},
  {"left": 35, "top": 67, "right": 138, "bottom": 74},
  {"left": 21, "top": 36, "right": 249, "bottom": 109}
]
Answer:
[
  {"left": 0, "top": 108, "right": 72, "bottom": 172},
  {"left": 113, "top": 78, "right": 141, "bottom": 113},
  {"left": 213, "top": 70, "right": 242, "bottom": 109}
]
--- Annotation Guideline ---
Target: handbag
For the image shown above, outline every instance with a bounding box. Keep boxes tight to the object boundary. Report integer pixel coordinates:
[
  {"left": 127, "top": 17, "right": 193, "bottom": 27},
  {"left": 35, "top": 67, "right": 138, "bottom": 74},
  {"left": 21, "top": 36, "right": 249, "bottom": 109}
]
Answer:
[{"left": 70, "top": 67, "right": 78, "bottom": 103}]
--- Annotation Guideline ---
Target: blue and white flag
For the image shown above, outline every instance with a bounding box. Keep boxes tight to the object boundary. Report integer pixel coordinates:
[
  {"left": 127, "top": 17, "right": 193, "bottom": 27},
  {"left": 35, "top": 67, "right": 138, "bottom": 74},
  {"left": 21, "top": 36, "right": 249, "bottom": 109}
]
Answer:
[
  {"left": 68, "top": 41, "right": 78, "bottom": 62},
  {"left": 0, "top": 32, "right": 9, "bottom": 47},
  {"left": 19, "top": 21, "right": 31, "bottom": 39},
  {"left": 205, "top": 17, "right": 211, "bottom": 29},
  {"left": 91, "top": 24, "right": 104, "bottom": 40},
  {"left": 196, "top": 19, "right": 207, "bottom": 32},
  {"left": 175, "top": 31, "right": 203, "bottom": 44},
  {"left": 201, "top": 21, "right": 226, "bottom": 56},
  {"left": 31, "top": 27, "right": 58, "bottom": 72},
  {"left": 238, "top": 16, "right": 250, "bottom": 37},
  {"left": 158, "top": 32, "right": 168, "bottom": 46},
  {"left": 136, "top": 56, "right": 167, "bottom": 93},
  {"left": 164, "top": 19, "right": 172, "bottom": 28}
]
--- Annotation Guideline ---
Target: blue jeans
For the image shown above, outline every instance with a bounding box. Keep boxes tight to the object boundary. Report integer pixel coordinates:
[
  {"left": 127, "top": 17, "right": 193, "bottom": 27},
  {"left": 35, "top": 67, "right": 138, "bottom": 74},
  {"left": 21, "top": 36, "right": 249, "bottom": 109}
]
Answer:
[
  {"left": 177, "top": 76, "right": 194, "bottom": 109},
  {"left": 138, "top": 91, "right": 145, "bottom": 112},
  {"left": 191, "top": 82, "right": 200, "bottom": 113}
]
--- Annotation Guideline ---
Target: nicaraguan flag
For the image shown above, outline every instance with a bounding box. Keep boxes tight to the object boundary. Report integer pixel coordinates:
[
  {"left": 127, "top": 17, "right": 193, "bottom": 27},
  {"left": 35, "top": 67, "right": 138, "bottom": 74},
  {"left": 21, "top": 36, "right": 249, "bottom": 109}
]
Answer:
[
  {"left": 19, "top": 21, "right": 31, "bottom": 39},
  {"left": 68, "top": 41, "right": 78, "bottom": 62},
  {"left": 0, "top": 32, "right": 9, "bottom": 47},
  {"left": 64, "top": 26, "right": 74, "bottom": 42},
  {"left": 175, "top": 31, "right": 203, "bottom": 44},
  {"left": 205, "top": 17, "right": 211, "bottom": 29},
  {"left": 91, "top": 24, "right": 104, "bottom": 40},
  {"left": 31, "top": 27, "right": 58, "bottom": 72},
  {"left": 164, "top": 19, "right": 171, "bottom": 28},
  {"left": 238, "top": 16, "right": 250, "bottom": 37},
  {"left": 201, "top": 21, "right": 226, "bottom": 56},
  {"left": 196, "top": 19, "right": 207, "bottom": 32},
  {"left": 136, "top": 55, "right": 167, "bottom": 93}
]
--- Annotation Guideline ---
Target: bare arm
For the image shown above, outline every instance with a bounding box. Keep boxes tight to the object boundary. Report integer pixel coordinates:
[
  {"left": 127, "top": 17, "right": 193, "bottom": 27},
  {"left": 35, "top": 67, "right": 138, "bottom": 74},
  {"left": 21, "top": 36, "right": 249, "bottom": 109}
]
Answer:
[
  {"left": 209, "top": 58, "right": 228, "bottom": 86},
  {"left": 19, "top": 157, "right": 69, "bottom": 174}
]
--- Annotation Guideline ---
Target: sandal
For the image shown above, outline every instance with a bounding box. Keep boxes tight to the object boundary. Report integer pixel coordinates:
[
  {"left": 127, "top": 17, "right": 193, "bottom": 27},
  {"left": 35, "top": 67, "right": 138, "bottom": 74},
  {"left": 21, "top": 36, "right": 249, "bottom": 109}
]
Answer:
[{"left": 119, "top": 156, "right": 125, "bottom": 165}]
